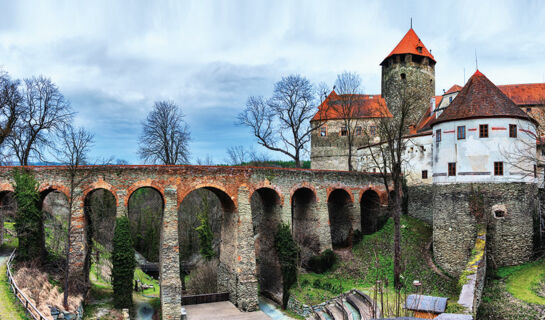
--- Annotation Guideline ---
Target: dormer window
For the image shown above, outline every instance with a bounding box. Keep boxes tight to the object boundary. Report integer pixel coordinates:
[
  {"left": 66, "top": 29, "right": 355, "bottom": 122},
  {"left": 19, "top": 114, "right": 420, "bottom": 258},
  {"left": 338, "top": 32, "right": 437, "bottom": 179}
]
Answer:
[{"left": 417, "top": 46, "right": 423, "bottom": 53}]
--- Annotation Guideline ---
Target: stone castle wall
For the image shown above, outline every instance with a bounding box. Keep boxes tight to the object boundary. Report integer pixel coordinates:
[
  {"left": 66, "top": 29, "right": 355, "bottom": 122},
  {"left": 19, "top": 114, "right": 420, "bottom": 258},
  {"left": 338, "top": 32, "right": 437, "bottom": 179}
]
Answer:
[
  {"left": 433, "top": 182, "right": 537, "bottom": 276},
  {"left": 407, "top": 185, "right": 434, "bottom": 224}
]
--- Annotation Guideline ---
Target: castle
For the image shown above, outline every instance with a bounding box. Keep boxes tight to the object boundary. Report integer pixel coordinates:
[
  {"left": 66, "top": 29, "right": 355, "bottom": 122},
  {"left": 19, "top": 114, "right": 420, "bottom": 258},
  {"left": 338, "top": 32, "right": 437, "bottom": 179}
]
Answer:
[{"left": 310, "top": 28, "right": 545, "bottom": 276}]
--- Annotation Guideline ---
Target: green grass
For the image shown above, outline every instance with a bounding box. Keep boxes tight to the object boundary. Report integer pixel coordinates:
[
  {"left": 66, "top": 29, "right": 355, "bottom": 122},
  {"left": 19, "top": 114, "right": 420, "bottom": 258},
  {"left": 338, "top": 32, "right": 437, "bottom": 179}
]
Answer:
[
  {"left": 2, "top": 222, "right": 18, "bottom": 250},
  {"left": 290, "top": 216, "right": 458, "bottom": 312},
  {"left": 0, "top": 262, "right": 30, "bottom": 320},
  {"left": 497, "top": 260, "right": 545, "bottom": 305}
]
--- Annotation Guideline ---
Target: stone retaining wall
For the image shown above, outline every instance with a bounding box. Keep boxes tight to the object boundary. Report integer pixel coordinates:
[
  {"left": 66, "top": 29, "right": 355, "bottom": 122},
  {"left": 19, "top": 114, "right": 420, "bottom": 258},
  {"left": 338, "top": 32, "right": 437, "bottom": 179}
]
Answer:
[
  {"left": 457, "top": 227, "right": 487, "bottom": 316},
  {"left": 407, "top": 185, "right": 433, "bottom": 224}
]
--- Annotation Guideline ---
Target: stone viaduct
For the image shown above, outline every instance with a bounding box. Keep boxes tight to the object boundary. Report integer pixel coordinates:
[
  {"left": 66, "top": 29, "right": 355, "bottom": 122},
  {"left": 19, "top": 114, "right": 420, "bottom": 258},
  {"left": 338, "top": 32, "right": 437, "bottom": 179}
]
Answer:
[{"left": 0, "top": 165, "right": 387, "bottom": 319}]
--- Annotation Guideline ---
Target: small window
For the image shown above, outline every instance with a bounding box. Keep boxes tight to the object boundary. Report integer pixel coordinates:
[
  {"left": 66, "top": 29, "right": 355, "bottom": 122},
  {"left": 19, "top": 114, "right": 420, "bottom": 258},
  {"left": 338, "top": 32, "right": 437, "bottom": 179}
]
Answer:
[
  {"left": 340, "top": 126, "right": 348, "bottom": 136},
  {"left": 320, "top": 126, "right": 327, "bottom": 137},
  {"left": 457, "top": 126, "right": 466, "bottom": 140},
  {"left": 494, "top": 210, "right": 505, "bottom": 219},
  {"left": 355, "top": 126, "right": 362, "bottom": 136},
  {"left": 527, "top": 107, "right": 532, "bottom": 112},
  {"left": 400, "top": 73, "right": 406, "bottom": 80},
  {"left": 534, "top": 165, "right": 537, "bottom": 178},
  {"left": 436, "top": 129, "right": 441, "bottom": 142},
  {"left": 448, "top": 163, "right": 456, "bottom": 176},
  {"left": 449, "top": 96, "right": 453, "bottom": 103},
  {"left": 417, "top": 46, "right": 423, "bottom": 53},
  {"left": 494, "top": 162, "right": 504, "bottom": 176},
  {"left": 369, "top": 126, "right": 377, "bottom": 136},
  {"left": 509, "top": 124, "right": 517, "bottom": 138},
  {"left": 422, "top": 170, "right": 428, "bottom": 179},
  {"left": 479, "top": 124, "right": 488, "bottom": 138}
]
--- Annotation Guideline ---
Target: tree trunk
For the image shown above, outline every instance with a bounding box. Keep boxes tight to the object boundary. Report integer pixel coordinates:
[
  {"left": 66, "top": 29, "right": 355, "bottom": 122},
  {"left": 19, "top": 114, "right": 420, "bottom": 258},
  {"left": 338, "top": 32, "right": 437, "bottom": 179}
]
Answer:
[{"left": 393, "top": 181, "right": 402, "bottom": 291}]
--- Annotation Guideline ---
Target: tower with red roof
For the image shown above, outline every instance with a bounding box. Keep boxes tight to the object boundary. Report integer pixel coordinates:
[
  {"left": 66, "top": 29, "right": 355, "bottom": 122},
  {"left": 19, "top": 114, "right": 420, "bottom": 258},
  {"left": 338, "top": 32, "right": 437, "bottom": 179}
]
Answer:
[{"left": 381, "top": 28, "right": 436, "bottom": 120}]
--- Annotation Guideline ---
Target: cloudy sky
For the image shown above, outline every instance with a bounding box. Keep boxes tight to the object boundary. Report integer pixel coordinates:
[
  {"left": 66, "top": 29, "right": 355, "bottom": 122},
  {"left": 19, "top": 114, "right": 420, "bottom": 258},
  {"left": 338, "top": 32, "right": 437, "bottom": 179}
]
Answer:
[{"left": 1, "top": 0, "right": 544, "bottom": 164}]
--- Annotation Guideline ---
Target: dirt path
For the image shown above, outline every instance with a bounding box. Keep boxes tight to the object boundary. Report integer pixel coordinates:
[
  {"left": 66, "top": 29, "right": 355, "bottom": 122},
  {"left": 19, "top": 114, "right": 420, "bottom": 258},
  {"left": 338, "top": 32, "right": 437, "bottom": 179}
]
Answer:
[{"left": 0, "top": 249, "right": 28, "bottom": 320}]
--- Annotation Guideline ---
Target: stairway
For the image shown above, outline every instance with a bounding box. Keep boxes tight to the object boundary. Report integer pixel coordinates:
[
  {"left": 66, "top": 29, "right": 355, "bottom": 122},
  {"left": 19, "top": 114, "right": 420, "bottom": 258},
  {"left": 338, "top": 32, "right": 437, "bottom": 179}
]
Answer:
[{"left": 306, "top": 290, "right": 379, "bottom": 320}]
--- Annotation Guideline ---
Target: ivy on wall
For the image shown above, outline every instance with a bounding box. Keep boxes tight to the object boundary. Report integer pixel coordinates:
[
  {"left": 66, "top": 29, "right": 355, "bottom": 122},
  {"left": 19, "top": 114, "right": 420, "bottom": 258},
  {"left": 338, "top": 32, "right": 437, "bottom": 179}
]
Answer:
[{"left": 112, "top": 216, "right": 136, "bottom": 309}]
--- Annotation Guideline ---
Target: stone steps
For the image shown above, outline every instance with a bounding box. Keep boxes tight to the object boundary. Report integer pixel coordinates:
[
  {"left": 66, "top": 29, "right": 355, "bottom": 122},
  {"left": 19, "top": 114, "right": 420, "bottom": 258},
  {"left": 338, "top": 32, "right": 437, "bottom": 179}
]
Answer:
[
  {"left": 346, "top": 291, "right": 378, "bottom": 320},
  {"left": 325, "top": 303, "right": 344, "bottom": 319}
]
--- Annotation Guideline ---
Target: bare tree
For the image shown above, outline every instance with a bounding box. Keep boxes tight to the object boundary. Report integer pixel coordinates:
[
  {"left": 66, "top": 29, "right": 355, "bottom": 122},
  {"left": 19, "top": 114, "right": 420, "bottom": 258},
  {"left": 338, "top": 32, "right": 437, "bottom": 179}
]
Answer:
[
  {"left": 360, "top": 73, "right": 426, "bottom": 294},
  {"left": 0, "top": 71, "right": 22, "bottom": 148},
  {"left": 238, "top": 75, "right": 316, "bottom": 168},
  {"left": 331, "top": 71, "right": 364, "bottom": 171},
  {"left": 138, "top": 100, "right": 191, "bottom": 165},
  {"left": 54, "top": 124, "right": 95, "bottom": 308},
  {"left": 226, "top": 145, "right": 249, "bottom": 165},
  {"left": 7, "top": 76, "right": 73, "bottom": 165}
]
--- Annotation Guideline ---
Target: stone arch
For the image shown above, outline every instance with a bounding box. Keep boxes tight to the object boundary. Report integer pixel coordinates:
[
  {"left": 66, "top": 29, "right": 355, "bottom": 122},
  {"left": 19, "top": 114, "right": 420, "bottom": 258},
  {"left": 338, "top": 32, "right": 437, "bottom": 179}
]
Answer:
[
  {"left": 327, "top": 189, "right": 354, "bottom": 248},
  {"left": 39, "top": 184, "right": 70, "bottom": 200},
  {"left": 249, "top": 183, "right": 284, "bottom": 206},
  {"left": 83, "top": 188, "right": 117, "bottom": 285},
  {"left": 125, "top": 180, "right": 165, "bottom": 207},
  {"left": 360, "top": 189, "right": 382, "bottom": 234},
  {"left": 291, "top": 187, "right": 319, "bottom": 266},
  {"left": 250, "top": 187, "right": 283, "bottom": 303},
  {"left": 289, "top": 183, "right": 318, "bottom": 202},
  {"left": 83, "top": 179, "right": 119, "bottom": 206},
  {"left": 327, "top": 186, "right": 355, "bottom": 203},
  {"left": 40, "top": 185, "right": 70, "bottom": 259}
]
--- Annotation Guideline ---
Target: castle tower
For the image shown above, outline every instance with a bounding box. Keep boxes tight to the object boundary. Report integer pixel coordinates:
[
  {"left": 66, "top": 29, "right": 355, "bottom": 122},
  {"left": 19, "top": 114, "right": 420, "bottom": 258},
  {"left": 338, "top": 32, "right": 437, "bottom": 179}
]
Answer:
[{"left": 381, "top": 28, "right": 436, "bottom": 117}]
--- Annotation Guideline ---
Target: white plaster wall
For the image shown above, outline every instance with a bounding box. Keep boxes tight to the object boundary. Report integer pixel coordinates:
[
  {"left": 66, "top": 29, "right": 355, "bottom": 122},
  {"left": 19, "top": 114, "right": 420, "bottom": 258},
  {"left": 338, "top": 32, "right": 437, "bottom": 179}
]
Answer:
[{"left": 432, "top": 117, "right": 537, "bottom": 184}]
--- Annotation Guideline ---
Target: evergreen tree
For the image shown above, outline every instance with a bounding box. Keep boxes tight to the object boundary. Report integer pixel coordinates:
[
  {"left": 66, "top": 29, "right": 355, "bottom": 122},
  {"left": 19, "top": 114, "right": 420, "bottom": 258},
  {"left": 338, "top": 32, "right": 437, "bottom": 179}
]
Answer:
[
  {"left": 195, "top": 192, "right": 215, "bottom": 260},
  {"left": 13, "top": 169, "right": 45, "bottom": 262},
  {"left": 274, "top": 223, "right": 298, "bottom": 309},
  {"left": 112, "top": 216, "right": 135, "bottom": 309}
]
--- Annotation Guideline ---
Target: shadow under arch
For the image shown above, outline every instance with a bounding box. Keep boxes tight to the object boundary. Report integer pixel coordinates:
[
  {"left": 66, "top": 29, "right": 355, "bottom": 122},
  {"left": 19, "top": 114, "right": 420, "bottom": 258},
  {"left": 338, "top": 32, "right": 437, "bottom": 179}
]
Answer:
[
  {"left": 327, "top": 188, "right": 354, "bottom": 248},
  {"left": 250, "top": 187, "right": 283, "bottom": 304},
  {"left": 83, "top": 188, "right": 117, "bottom": 286},
  {"left": 361, "top": 189, "right": 382, "bottom": 234},
  {"left": 291, "top": 187, "right": 319, "bottom": 266}
]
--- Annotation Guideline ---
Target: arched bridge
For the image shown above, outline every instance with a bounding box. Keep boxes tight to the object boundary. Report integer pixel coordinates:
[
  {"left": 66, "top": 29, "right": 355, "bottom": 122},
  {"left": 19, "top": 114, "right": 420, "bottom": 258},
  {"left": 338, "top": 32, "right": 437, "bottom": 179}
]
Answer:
[{"left": 0, "top": 165, "right": 388, "bottom": 319}]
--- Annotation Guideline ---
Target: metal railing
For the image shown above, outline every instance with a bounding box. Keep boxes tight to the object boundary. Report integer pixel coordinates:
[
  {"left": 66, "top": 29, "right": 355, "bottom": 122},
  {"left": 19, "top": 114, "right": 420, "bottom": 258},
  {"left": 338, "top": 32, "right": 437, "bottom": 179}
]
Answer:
[{"left": 5, "top": 249, "right": 49, "bottom": 320}]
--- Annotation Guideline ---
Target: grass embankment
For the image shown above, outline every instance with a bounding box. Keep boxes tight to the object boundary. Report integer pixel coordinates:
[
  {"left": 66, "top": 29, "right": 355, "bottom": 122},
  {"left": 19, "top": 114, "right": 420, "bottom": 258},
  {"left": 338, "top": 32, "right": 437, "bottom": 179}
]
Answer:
[
  {"left": 290, "top": 216, "right": 458, "bottom": 311},
  {"left": 478, "top": 259, "right": 545, "bottom": 319}
]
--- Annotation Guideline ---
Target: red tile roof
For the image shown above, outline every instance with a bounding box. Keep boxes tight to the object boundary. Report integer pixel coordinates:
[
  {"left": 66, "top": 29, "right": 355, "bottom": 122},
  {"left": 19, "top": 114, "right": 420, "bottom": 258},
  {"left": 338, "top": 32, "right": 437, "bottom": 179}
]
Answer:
[
  {"left": 445, "top": 84, "right": 462, "bottom": 94},
  {"left": 432, "top": 70, "right": 538, "bottom": 126},
  {"left": 498, "top": 83, "right": 545, "bottom": 106},
  {"left": 311, "top": 90, "right": 392, "bottom": 121},
  {"left": 381, "top": 28, "right": 435, "bottom": 65},
  {"left": 415, "top": 96, "right": 442, "bottom": 132}
]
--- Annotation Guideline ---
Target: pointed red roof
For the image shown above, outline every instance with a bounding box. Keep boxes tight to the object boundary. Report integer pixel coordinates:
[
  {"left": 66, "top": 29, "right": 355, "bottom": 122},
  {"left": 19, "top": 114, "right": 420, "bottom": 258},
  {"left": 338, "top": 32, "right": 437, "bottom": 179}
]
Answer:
[
  {"left": 311, "top": 90, "right": 392, "bottom": 121},
  {"left": 498, "top": 83, "right": 545, "bottom": 106},
  {"left": 445, "top": 84, "right": 462, "bottom": 94},
  {"left": 432, "top": 70, "right": 538, "bottom": 126},
  {"left": 381, "top": 28, "right": 435, "bottom": 65}
]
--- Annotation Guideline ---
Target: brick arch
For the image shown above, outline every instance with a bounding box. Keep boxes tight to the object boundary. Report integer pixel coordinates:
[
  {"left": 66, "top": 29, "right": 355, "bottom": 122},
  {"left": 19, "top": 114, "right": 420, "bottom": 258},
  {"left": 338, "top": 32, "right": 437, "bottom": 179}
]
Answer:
[
  {"left": 125, "top": 180, "right": 165, "bottom": 207},
  {"left": 249, "top": 183, "right": 284, "bottom": 206},
  {"left": 178, "top": 182, "right": 237, "bottom": 209},
  {"left": 83, "top": 179, "right": 119, "bottom": 206},
  {"left": 39, "top": 184, "right": 70, "bottom": 200},
  {"left": 0, "top": 183, "right": 14, "bottom": 193},
  {"left": 359, "top": 186, "right": 388, "bottom": 205},
  {"left": 289, "top": 182, "right": 319, "bottom": 203},
  {"left": 326, "top": 186, "right": 355, "bottom": 203}
]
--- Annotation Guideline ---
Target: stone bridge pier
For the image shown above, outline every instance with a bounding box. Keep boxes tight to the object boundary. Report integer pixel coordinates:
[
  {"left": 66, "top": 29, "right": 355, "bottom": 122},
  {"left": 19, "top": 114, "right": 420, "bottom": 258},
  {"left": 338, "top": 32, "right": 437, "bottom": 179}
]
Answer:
[{"left": 0, "top": 165, "right": 389, "bottom": 319}]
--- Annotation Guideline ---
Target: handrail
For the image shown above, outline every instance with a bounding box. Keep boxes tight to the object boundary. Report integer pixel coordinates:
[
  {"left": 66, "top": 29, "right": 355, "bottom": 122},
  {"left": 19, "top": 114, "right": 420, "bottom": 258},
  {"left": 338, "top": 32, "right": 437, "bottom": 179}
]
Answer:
[{"left": 6, "top": 249, "right": 50, "bottom": 320}]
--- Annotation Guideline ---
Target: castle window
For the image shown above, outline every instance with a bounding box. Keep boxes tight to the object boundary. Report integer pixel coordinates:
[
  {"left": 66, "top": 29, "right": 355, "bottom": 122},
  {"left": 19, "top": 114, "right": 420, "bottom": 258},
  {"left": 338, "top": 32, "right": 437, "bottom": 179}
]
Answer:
[
  {"left": 355, "top": 126, "right": 362, "bottom": 136},
  {"left": 422, "top": 170, "right": 428, "bottom": 179},
  {"left": 370, "top": 125, "right": 377, "bottom": 136},
  {"left": 479, "top": 124, "right": 488, "bottom": 138},
  {"left": 417, "top": 46, "right": 423, "bottom": 53},
  {"left": 494, "top": 161, "right": 504, "bottom": 176},
  {"left": 457, "top": 126, "right": 466, "bottom": 140},
  {"left": 436, "top": 129, "right": 441, "bottom": 142},
  {"left": 494, "top": 210, "right": 505, "bottom": 219},
  {"left": 449, "top": 96, "right": 453, "bottom": 103},
  {"left": 340, "top": 126, "right": 348, "bottom": 136},
  {"left": 400, "top": 73, "right": 406, "bottom": 80},
  {"left": 320, "top": 126, "right": 327, "bottom": 137},
  {"left": 509, "top": 124, "right": 517, "bottom": 138},
  {"left": 527, "top": 107, "right": 532, "bottom": 112},
  {"left": 448, "top": 162, "right": 456, "bottom": 176},
  {"left": 534, "top": 165, "right": 537, "bottom": 178}
]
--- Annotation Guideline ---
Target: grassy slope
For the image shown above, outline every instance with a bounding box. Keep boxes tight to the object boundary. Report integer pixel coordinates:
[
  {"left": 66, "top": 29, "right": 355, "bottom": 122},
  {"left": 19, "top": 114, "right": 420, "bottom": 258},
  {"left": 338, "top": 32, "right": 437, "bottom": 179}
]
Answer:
[
  {"left": 478, "top": 260, "right": 545, "bottom": 319},
  {"left": 290, "top": 216, "right": 458, "bottom": 308}
]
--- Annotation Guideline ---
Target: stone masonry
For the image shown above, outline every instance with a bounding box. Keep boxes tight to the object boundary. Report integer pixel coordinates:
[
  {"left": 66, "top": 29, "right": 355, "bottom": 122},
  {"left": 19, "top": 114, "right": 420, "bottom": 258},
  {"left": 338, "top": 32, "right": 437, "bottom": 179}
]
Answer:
[{"left": 0, "top": 165, "right": 387, "bottom": 319}]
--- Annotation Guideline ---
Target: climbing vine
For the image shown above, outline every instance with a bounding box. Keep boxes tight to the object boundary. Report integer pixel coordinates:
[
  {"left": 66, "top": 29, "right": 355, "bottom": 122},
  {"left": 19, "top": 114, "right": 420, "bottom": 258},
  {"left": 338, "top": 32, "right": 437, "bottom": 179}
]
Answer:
[
  {"left": 274, "top": 222, "right": 298, "bottom": 309},
  {"left": 12, "top": 169, "right": 45, "bottom": 262},
  {"left": 195, "top": 192, "right": 216, "bottom": 260},
  {"left": 112, "top": 216, "right": 136, "bottom": 309}
]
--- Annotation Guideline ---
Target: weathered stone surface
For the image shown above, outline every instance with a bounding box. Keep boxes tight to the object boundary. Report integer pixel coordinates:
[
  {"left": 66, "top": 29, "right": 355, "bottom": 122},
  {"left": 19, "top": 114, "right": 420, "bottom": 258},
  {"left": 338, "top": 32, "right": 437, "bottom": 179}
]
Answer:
[
  {"left": 407, "top": 185, "right": 433, "bottom": 224},
  {"left": 433, "top": 182, "right": 537, "bottom": 276}
]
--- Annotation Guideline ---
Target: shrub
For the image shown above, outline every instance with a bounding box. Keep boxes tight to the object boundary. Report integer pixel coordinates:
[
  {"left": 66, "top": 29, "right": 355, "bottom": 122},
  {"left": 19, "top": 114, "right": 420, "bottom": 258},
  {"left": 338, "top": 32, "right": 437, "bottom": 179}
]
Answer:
[
  {"left": 308, "top": 249, "right": 337, "bottom": 274},
  {"left": 13, "top": 169, "right": 45, "bottom": 262},
  {"left": 195, "top": 193, "right": 216, "bottom": 260},
  {"left": 112, "top": 216, "right": 135, "bottom": 309},
  {"left": 187, "top": 259, "right": 218, "bottom": 294},
  {"left": 274, "top": 223, "right": 298, "bottom": 309}
]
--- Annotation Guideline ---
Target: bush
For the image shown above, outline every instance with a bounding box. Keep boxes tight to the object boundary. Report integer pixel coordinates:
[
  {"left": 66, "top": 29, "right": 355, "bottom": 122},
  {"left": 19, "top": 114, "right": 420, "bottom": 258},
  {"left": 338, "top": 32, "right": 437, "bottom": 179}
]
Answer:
[
  {"left": 13, "top": 169, "right": 45, "bottom": 262},
  {"left": 274, "top": 223, "right": 298, "bottom": 309},
  {"left": 187, "top": 259, "right": 218, "bottom": 294},
  {"left": 112, "top": 216, "right": 135, "bottom": 309},
  {"left": 195, "top": 193, "right": 216, "bottom": 260},
  {"left": 308, "top": 249, "right": 337, "bottom": 274}
]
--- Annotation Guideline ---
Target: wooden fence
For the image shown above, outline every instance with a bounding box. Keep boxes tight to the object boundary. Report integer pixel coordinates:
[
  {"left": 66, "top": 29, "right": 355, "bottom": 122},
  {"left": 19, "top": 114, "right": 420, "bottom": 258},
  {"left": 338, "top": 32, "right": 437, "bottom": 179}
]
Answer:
[
  {"left": 5, "top": 249, "right": 49, "bottom": 320},
  {"left": 182, "top": 292, "right": 230, "bottom": 305}
]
